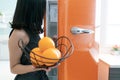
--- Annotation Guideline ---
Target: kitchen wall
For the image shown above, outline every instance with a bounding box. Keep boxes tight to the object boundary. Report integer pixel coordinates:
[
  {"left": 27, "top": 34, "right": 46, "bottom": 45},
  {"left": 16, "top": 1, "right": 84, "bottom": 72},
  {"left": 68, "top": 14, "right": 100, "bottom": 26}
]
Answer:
[{"left": 0, "top": 0, "right": 17, "bottom": 60}]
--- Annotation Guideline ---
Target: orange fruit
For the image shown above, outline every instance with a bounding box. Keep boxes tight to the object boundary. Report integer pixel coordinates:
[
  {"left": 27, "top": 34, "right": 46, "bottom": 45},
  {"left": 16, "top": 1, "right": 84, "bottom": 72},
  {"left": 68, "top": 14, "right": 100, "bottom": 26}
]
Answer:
[
  {"left": 42, "top": 48, "right": 61, "bottom": 66},
  {"left": 30, "top": 47, "right": 43, "bottom": 67},
  {"left": 38, "top": 37, "right": 55, "bottom": 52}
]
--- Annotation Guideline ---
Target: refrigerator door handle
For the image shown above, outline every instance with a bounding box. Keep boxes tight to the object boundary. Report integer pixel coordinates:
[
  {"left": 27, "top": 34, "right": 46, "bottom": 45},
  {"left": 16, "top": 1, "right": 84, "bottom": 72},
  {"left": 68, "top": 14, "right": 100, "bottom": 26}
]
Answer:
[{"left": 70, "top": 27, "right": 94, "bottom": 34}]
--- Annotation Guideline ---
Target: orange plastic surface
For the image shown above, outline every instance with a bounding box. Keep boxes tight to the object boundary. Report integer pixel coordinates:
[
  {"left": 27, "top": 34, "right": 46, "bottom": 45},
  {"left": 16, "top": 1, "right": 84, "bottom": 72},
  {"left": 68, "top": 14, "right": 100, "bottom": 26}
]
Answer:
[
  {"left": 58, "top": 0, "right": 98, "bottom": 80},
  {"left": 98, "top": 60, "right": 109, "bottom": 80}
]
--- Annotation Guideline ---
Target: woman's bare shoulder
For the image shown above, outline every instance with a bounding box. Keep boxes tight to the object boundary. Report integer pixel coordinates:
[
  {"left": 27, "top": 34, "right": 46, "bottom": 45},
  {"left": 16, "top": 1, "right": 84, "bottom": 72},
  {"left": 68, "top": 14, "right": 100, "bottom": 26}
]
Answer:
[
  {"left": 13, "top": 29, "right": 27, "bottom": 37},
  {"left": 9, "top": 29, "right": 29, "bottom": 44}
]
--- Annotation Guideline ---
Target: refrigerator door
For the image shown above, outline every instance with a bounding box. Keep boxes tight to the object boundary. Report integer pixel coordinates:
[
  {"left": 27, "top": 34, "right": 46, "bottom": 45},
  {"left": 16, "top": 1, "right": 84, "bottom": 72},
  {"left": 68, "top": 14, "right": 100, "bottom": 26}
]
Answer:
[{"left": 58, "top": 0, "right": 98, "bottom": 80}]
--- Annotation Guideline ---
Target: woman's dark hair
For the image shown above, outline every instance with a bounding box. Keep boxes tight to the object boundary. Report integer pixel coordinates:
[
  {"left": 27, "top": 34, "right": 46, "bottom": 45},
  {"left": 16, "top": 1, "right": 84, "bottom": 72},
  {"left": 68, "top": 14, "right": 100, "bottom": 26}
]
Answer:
[{"left": 10, "top": 0, "right": 46, "bottom": 34}]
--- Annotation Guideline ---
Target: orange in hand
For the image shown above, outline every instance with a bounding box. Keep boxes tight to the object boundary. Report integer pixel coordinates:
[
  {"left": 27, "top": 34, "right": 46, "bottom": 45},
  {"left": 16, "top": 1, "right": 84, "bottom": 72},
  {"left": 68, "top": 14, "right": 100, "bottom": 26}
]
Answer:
[
  {"left": 38, "top": 37, "right": 55, "bottom": 52},
  {"left": 30, "top": 47, "right": 43, "bottom": 67},
  {"left": 42, "top": 48, "right": 61, "bottom": 66}
]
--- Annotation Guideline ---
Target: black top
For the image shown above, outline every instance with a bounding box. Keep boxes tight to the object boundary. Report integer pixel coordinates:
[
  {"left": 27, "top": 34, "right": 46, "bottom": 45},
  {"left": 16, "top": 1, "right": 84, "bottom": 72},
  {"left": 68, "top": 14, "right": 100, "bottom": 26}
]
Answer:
[{"left": 9, "top": 29, "right": 49, "bottom": 80}]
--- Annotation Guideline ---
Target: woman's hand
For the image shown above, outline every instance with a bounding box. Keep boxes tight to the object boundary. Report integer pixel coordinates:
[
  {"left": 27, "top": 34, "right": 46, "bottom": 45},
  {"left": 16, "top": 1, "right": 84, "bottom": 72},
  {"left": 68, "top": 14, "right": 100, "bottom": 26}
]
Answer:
[
  {"left": 32, "top": 63, "right": 60, "bottom": 72},
  {"left": 32, "top": 66, "right": 52, "bottom": 72},
  {"left": 51, "top": 63, "right": 60, "bottom": 69},
  {"left": 38, "top": 67, "right": 51, "bottom": 72}
]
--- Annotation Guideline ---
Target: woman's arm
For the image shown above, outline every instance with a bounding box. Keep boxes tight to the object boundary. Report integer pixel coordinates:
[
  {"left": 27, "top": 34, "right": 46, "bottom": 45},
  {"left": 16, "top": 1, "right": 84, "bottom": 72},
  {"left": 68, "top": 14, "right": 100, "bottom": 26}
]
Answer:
[
  {"left": 8, "top": 29, "right": 52, "bottom": 74},
  {"left": 8, "top": 29, "right": 37, "bottom": 74}
]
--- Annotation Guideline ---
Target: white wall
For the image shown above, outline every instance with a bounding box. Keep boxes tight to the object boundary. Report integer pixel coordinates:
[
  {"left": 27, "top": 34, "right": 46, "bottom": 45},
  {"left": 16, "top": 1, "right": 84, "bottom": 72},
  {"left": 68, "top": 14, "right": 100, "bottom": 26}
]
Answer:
[{"left": 0, "top": 0, "right": 17, "bottom": 60}]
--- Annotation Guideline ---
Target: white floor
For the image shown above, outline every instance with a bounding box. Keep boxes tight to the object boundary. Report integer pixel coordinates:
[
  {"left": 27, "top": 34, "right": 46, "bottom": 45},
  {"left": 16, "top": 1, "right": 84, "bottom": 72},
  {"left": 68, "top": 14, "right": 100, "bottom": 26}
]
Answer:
[{"left": 0, "top": 60, "right": 16, "bottom": 80}]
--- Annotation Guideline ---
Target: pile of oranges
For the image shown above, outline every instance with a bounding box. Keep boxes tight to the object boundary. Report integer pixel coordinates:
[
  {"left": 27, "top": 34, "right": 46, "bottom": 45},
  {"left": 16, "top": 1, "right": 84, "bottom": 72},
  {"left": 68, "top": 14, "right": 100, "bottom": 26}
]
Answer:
[{"left": 30, "top": 37, "right": 61, "bottom": 67}]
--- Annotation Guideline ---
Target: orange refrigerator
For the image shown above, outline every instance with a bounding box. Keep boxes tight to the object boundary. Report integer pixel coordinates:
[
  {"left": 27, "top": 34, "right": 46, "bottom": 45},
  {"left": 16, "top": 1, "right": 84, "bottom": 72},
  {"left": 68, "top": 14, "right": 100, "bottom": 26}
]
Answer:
[{"left": 57, "top": 0, "right": 98, "bottom": 80}]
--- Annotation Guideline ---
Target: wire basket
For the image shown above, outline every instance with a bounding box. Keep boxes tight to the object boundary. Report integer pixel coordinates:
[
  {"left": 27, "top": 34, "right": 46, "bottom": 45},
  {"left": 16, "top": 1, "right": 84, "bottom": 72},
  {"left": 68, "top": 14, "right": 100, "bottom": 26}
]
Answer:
[{"left": 18, "top": 36, "right": 74, "bottom": 68}]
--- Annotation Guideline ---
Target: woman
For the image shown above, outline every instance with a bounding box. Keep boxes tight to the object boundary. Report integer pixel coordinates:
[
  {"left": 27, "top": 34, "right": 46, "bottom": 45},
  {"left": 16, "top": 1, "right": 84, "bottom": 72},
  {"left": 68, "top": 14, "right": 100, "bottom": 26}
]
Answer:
[{"left": 8, "top": 0, "right": 51, "bottom": 80}]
